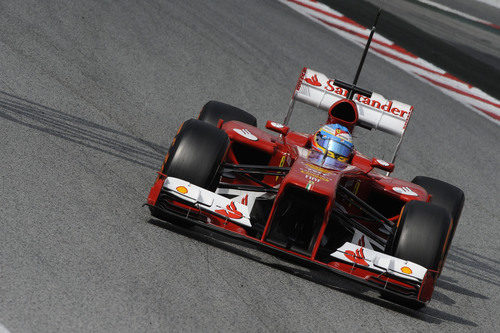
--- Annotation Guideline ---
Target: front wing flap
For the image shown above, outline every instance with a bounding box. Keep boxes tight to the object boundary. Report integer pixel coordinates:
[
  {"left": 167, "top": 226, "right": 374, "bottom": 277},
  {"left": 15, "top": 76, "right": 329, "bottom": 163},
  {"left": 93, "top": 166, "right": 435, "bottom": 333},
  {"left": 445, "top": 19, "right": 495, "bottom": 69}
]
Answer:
[
  {"left": 163, "top": 177, "right": 252, "bottom": 228},
  {"left": 331, "top": 242, "right": 427, "bottom": 283}
]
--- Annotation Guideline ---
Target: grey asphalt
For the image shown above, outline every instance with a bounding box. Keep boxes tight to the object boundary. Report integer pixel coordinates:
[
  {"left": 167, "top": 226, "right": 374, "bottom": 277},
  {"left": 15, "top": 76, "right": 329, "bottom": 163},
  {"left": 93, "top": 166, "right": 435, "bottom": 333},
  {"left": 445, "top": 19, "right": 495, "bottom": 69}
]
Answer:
[
  {"left": 365, "top": 0, "right": 500, "bottom": 70},
  {"left": 0, "top": 0, "right": 498, "bottom": 332}
]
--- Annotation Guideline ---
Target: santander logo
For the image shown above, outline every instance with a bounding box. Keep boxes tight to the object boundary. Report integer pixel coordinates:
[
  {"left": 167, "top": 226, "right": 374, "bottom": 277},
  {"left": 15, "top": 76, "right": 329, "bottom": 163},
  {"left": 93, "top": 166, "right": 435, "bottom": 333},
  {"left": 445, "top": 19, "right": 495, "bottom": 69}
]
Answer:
[
  {"left": 234, "top": 128, "right": 258, "bottom": 141},
  {"left": 305, "top": 74, "right": 322, "bottom": 86},
  {"left": 393, "top": 186, "right": 418, "bottom": 196},
  {"left": 215, "top": 201, "right": 243, "bottom": 219},
  {"left": 357, "top": 235, "right": 365, "bottom": 247},
  {"left": 302, "top": 70, "right": 411, "bottom": 119},
  {"left": 344, "top": 247, "right": 369, "bottom": 266}
]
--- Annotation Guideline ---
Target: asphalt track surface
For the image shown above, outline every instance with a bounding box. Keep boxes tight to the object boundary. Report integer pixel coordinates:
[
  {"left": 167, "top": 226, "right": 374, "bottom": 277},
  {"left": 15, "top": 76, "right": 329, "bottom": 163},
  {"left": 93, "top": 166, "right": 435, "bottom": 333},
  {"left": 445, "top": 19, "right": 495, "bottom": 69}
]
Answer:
[{"left": 0, "top": 0, "right": 498, "bottom": 332}]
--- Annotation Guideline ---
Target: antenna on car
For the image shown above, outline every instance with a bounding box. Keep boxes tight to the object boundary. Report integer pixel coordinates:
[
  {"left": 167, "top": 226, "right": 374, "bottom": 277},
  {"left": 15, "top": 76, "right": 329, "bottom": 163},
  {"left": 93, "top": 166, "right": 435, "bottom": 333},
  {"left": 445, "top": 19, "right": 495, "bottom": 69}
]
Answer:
[
  {"left": 331, "top": 9, "right": 382, "bottom": 101},
  {"left": 347, "top": 9, "right": 381, "bottom": 100}
]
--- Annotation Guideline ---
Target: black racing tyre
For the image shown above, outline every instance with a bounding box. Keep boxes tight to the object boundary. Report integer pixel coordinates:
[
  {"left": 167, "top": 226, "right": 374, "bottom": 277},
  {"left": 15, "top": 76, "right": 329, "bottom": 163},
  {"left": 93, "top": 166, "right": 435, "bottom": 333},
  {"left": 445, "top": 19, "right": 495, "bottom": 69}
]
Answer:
[
  {"left": 382, "top": 201, "right": 451, "bottom": 308},
  {"left": 198, "top": 100, "right": 257, "bottom": 127},
  {"left": 411, "top": 176, "right": 464, "bottom": 255},
  {"left": 390, "top": 201, "right": 452, "bottom": 272},
  {"left": 162, "top": 119, "right": 229, "bottom": 191}
]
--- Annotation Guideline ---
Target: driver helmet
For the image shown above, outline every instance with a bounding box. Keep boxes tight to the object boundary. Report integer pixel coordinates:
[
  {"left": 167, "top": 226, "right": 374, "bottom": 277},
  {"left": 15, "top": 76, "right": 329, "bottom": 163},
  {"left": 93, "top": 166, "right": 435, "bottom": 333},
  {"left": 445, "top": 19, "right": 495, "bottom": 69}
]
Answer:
[{"left": 311, "top": 123, "right": 354, "bottom": 164}]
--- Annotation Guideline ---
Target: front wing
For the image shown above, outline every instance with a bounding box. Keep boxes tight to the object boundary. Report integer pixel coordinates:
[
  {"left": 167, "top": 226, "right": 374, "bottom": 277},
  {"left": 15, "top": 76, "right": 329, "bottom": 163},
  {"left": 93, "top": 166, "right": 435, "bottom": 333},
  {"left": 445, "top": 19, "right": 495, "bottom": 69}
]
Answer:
[{"left": 147, "top": 176, "right": 437, "bottom": 304}]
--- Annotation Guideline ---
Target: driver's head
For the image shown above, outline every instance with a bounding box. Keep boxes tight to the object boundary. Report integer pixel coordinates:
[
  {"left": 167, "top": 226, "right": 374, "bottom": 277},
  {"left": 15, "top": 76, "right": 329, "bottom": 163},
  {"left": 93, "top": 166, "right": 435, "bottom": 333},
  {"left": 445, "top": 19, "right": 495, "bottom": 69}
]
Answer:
[{"left": 312, "top": 124, "right": 353, "bottom": 163}]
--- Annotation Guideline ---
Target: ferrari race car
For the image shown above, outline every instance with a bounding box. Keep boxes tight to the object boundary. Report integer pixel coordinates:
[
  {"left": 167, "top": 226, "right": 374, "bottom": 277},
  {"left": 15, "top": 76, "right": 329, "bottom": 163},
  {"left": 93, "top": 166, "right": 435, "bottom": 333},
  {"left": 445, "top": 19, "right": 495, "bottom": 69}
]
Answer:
[{"left": 146, "top": 19, "right": 464, "bottom": 308}]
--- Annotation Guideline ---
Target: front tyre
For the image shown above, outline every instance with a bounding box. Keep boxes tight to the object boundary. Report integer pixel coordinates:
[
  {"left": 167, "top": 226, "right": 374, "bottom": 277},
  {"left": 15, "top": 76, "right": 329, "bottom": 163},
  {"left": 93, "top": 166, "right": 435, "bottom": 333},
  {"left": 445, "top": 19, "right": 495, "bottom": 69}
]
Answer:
[
  {"left": 390, "top": 201, "right": 452, "bottom": 272},
  {"left": 161, "top": 119, "right": 229, "bottom": 191},
  {"left": 411, "top": 176, "right": 464, "bottom": 263},
  {"left": 384, "top": 201, "right": 452, "bottom": 308}
]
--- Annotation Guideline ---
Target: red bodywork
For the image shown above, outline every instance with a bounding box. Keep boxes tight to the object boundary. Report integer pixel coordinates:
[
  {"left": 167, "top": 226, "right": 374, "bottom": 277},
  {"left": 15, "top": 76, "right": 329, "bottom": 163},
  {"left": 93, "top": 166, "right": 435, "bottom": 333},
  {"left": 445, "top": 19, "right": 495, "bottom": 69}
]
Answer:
[{"left": 147, "top": 99, "right": 438, "bottom": 304}]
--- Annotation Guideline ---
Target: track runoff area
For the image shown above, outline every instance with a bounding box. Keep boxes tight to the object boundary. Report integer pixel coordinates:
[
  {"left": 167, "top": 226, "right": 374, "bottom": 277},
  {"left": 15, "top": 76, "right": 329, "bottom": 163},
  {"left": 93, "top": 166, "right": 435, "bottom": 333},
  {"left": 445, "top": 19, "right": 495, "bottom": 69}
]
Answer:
[{"left": 279, "top": 0, "right": 500, "bottom": 125}]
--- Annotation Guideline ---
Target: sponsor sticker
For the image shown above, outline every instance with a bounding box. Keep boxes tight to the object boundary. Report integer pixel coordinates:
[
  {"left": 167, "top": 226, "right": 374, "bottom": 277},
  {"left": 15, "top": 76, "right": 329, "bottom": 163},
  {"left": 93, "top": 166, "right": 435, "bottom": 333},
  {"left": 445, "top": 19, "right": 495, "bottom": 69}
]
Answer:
[
  {"left": 393, "top": 186, "right": 418, "bottom": 196},
  {"left": 176, "top": 186, "right": 188, "bottom": 194},
  {"left": 344, "top": 247, "right": 369, "bottom": 266},
  {"left": 234, "top": 128, "right": 258, "bottom": 141},
  {"left": 241, "top": 194, "right": 248, "bottom": 206},
  {"left": 275, "top": 155, "right": 287, "bottom": 181},
  {"left": 303, "top": 70, "right": 411, "bottom": 120},
  {"left": 215, "top": 201, "right": 243, "bottom": 219},
  {"left": 300, "top": 170, "right": 331, "bottom": 182},
  {"left": 401, "top": 266, "right": 413, "bottom": 274},
  {"left": 305, "top": 74, "right": 322, "bottom": 87},
  {"left": 357, "top": 235, "right": 365, "bottom": 247}
]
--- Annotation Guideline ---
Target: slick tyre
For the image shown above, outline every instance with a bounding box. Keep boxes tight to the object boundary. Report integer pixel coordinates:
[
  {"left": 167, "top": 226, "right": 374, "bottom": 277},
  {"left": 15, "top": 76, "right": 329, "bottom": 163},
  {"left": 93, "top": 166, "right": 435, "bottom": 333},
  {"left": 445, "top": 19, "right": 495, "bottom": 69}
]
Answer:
[
  {"left": 390, "top": 201, "right": 452, "bottom": 272},
  {"left": 383, "top": 201, "right": 451, "bottom": 308},
  {"left": 198, "top": 100, "right": 257, "bottom": 127},
  {"left": 411, "top": 176, "right": 464, "bottom": 262},
  {"left": 162, "top": 119, "right": 229, "bottom": 191}
]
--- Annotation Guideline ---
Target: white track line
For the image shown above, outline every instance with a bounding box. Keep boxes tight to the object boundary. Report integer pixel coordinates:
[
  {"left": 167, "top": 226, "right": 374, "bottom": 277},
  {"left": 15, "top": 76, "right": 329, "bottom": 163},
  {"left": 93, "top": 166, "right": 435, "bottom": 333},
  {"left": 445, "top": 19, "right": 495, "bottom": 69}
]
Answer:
[
  {"left": 474, "top": 0, "right": 500, "bottom": 10},
  {"left": 418, "top": 0, "right": 500, "bottom": 28},
  {"left": 279, "top": 0, "right": 500, "bottom": 125},
  {"left": 0, "top": 323, "right": 11, "bottom": 333}
]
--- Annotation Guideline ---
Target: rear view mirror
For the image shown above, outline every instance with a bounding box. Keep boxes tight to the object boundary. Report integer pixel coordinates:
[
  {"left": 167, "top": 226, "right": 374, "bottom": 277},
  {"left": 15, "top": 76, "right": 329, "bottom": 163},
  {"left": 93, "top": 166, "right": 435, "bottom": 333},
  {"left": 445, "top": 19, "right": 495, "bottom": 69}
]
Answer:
[
  {"left": 266, "top": 120, "right": 290, "bottom": 135},
  {"left": 370, "top": 158, "right": 394, "bottom": 173}
]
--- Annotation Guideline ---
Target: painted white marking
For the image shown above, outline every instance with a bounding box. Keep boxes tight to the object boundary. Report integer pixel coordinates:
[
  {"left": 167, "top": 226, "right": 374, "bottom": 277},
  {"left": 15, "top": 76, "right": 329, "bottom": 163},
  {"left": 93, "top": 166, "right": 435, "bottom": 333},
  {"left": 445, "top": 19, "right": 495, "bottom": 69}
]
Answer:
[
  {"left": 0, "top": 323, "right": 11, "bottom": 333},
  {"left": 278, "top": 0, "right": 500, "bottom": 125},
  {"left": 474, "top": 0, "right": 500, "bottom": 9},
  {"left": 418, "top": 0, "right": 497, "bottom": 26},
  {"left": 270, "top": 121, "right": 285, "bottom": 128},
  {"left": 234, "top": 128, "right": 258, "bottom": 141},
  {"left": 393, "top": 186, "right": 418, "bottom": 196}
]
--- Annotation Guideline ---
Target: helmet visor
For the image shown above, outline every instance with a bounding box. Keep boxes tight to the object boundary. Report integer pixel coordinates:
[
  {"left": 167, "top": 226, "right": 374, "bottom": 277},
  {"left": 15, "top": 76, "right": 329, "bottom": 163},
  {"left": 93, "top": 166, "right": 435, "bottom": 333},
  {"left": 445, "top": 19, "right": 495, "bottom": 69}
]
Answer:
[
  {"left": 316, "top": 134, "right": 353, "bottom": 158},
  {"left": 308, "top": 150, "right": 348, "bottom": 170}
]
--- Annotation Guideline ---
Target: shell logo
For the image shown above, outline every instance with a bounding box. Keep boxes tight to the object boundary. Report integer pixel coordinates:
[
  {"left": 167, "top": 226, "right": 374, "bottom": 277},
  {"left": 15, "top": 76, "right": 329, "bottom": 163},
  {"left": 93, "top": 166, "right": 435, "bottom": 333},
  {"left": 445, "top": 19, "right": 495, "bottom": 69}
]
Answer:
[
  {"left": 176, "top": 186, "right": 188, "bottom": 194},
  {"left": 401, "top": 266, "right": 413, "bottom": 274}
]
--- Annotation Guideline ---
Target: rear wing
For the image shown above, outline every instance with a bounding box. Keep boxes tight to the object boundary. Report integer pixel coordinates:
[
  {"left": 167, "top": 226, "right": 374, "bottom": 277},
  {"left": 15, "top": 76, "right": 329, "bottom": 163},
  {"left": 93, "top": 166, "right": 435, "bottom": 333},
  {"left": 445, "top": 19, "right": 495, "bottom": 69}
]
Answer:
[
  {"left": 292, "top": 67, "right": 413, "bottom": 137},
  {"left": 284, "top": 67, "right": 414, "bottom": 168}
]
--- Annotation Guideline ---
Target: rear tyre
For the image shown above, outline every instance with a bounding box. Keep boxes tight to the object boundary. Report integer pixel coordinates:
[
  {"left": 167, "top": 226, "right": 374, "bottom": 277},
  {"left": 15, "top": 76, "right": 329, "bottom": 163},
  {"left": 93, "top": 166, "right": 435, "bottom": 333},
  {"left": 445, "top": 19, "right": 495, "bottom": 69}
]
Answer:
[
  {"left": 383, "top": 201, "right": 452, "bottom": 308},
  {"left": 162, "top": 119, "right": 229, "bottom": 190},
  {"left": 411, "top": 176, "right": 464, "bottom": 262},
  {"left": 198, "top": 100, "right": 257, "bottom": 127}
]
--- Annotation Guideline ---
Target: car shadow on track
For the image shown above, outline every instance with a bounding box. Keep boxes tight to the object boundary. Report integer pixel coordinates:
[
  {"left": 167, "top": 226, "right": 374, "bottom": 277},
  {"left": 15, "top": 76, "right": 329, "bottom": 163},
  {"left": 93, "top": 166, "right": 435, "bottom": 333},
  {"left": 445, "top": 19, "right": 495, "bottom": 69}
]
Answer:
[
  {"left": 429, "top": 245, "right": 496, "bottom": 306},
  {"left": 148, "top": 218, "right": 478, "bottom": 327},
  {"left": 444, "top": 246, "right": 500, "bottom": 288},
  {"left": 433, "top": 277, "right": 488, "bottom": 304},
  {"left": 0, "top": 91, "right": 165, "bottom": 169}
]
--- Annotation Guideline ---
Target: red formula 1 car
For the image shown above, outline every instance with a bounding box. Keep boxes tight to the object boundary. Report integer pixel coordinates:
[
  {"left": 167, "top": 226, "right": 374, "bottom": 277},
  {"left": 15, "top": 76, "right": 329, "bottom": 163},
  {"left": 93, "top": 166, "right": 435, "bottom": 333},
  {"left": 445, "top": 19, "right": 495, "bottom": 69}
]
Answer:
[{"left": 146, "top": 23, "right": 464, "bottom": 308}]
